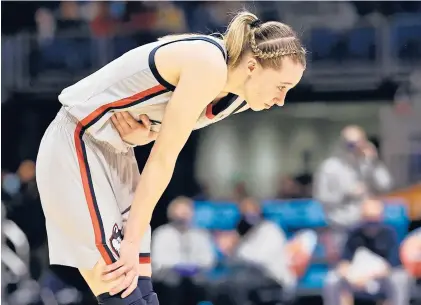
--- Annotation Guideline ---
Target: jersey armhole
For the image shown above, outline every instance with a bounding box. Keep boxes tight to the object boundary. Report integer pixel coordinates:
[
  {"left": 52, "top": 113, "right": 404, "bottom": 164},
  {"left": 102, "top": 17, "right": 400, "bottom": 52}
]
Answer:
[{"left": 148, "top": 36, "right": 228, "bottom": 92}]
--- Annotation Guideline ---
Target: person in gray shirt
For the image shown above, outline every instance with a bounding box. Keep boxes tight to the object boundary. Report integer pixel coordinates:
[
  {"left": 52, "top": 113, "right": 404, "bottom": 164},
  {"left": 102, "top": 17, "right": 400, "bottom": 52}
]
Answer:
[
  {"left": 313, "top": 125, "right": 393, "bottom": 260},
  {"left": 151, "top": 196, "right": 215, "bottom": 305}
]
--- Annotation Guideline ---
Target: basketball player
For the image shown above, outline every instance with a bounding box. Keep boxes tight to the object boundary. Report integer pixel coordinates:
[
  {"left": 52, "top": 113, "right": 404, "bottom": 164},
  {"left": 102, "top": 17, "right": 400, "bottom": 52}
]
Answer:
[{"left": 36, "top": 10, "right": 306, "bottom": 305}]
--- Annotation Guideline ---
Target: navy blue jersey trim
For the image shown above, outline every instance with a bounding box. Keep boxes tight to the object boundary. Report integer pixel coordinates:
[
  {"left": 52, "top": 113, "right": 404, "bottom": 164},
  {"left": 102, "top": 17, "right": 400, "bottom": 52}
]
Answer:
[{"left": 148, "top": 36, "right": 227, "bottom": 92}]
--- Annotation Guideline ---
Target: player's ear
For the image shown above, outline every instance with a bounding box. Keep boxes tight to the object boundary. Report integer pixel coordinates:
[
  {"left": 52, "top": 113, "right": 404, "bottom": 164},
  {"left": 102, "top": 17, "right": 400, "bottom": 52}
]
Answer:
[{"left": 246, "top": 57, "right": 258, "bottom": 76}]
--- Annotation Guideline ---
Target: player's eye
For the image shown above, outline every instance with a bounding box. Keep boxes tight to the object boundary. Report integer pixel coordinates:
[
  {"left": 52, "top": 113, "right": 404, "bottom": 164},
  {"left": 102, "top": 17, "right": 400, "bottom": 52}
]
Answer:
[{"left": 278, "top": 86, "right": 287, "bottom": 92}]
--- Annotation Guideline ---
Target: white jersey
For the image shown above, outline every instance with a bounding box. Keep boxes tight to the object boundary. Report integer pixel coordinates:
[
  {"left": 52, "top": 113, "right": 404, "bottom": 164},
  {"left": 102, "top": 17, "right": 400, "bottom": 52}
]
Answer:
[{"left": 58, "top": 35, "right": 248, "bottom": 153}]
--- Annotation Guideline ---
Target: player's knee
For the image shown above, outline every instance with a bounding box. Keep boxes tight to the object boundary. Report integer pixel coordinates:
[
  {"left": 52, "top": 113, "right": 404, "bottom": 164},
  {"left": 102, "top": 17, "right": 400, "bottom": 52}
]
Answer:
[
  {"left": 97, "top": 289, "right": 146, "bottom": 305},
  {"left": 79, "top": 258, "right": 125, "bottom": 296}
]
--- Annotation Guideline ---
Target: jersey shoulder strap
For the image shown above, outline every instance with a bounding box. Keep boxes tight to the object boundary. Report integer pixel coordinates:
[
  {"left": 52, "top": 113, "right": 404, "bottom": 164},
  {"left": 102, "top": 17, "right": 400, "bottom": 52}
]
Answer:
[{"left": 148, "top": 35, "right": 227, "bottom": 91}]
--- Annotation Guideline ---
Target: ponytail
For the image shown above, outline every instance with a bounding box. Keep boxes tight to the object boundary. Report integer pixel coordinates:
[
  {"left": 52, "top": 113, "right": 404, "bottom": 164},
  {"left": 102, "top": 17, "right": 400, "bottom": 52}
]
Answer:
[{"left": 223, "top": 11, "right": 258, "bottom": 67}]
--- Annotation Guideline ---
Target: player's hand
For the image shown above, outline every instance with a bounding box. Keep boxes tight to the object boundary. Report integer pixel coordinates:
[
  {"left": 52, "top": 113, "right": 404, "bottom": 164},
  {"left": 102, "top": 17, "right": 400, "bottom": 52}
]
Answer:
[
  {"left": 102, "top": 239, "right": 139, "bottom": 298},
  {"left": 111, "top": 112, "right": 158, "bottom": 146}
]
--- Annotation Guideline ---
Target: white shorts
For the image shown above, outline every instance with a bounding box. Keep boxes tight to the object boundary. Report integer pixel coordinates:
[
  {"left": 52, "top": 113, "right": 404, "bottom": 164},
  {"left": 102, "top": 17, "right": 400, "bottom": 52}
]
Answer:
[{"left": 36, "top": 107, "right": 151, "bottom": 269}]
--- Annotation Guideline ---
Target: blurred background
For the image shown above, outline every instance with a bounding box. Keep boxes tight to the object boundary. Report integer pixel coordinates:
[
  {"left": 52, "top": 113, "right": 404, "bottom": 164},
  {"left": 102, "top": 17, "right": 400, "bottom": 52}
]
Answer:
[{"left": 1, "top": 1, "right": 421, "bottom": 305}]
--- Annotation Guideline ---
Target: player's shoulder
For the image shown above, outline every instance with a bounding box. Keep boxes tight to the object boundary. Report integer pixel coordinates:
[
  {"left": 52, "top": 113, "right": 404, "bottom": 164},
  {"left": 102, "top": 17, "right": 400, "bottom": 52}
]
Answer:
[
  {"left": 179, "top": 41, "right": 228, "bottom": 88},
  {"left": 163, "top": 35, "right": 226, "bottom": 68},
  {"left": 184, "top": 37, "right": 227, "bottom": 70},
  {"left": 154, "top": 34, "right": 228, "bottom": 90}
]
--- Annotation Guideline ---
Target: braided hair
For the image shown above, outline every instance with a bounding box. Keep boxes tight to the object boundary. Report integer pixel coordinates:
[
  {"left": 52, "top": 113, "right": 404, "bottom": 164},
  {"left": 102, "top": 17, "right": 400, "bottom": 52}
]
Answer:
[{"left": 223, "top": 11, "right": 307, "bottom": 68}]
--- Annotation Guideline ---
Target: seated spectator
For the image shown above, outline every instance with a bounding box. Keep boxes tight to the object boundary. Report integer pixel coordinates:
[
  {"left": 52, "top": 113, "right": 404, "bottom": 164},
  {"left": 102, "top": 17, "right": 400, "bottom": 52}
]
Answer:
[
  {"left": 323, "top": 198, "right": 411, "bottom": 305},
  {"left": 151, "top": 196, "right": 215, "bottom": 305},
  {"left": 236, "top": 198, "right": 315, "bottom": 292},
  {"left": 210, "top": 197, "right": 316, "bottom": 305},
  {"left": 314, "top": 125, "right": 393, "bottom": 262}
]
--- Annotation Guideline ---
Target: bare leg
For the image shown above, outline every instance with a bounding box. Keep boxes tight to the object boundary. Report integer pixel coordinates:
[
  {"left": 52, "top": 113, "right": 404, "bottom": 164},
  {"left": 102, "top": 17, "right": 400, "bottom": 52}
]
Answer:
[
  {"left": 79, "top": 257, "right": 128, "bottom": 297},
  {"left": 78, "top": 258, "right": 152, "bottom": 299}
]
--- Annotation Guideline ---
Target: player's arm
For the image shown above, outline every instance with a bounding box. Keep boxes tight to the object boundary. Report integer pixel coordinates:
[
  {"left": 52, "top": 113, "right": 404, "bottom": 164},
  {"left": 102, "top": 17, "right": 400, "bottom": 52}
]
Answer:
[{"left": 123, "top": 44, "right": 227, "bottom": 244}]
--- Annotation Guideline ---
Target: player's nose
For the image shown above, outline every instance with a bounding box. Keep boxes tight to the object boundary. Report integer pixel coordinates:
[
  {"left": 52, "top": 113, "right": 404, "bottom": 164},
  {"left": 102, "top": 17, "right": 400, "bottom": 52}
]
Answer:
[{"left": 273, "top": 97, "right": 285, "bottom": 107}]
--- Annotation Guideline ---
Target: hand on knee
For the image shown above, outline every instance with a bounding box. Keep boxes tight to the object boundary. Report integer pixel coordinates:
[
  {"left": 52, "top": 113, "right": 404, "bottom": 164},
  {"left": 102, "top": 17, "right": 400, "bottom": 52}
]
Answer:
[
  {"left": 80, "top": 258, "right": 140, "bottom": 303},
  {"left": 79, "top": 259, "right": 127, "bottom": 296}
]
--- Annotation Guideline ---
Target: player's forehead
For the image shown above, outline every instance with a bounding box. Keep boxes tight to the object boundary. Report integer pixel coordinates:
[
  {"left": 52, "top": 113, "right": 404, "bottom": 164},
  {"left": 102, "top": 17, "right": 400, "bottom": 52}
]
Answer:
[{"left": 262, "top": 58, "right": 304, "bottom": 87}]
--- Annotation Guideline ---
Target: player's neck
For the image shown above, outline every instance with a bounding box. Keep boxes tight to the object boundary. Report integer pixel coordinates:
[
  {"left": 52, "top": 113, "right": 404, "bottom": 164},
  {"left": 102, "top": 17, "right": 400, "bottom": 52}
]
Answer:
[{"left": 223, "top": 65, "right": 247, "bottom": 99}]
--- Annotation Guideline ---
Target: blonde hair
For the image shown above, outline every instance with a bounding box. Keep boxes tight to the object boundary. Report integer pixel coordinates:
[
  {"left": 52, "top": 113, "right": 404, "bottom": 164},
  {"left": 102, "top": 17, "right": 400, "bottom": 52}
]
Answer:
[
  {"left": 159, "top": 10, "right": 306, "bottom": 69},
  {"left": 224, "top": 11, "right": 306, "bottom": 68}
]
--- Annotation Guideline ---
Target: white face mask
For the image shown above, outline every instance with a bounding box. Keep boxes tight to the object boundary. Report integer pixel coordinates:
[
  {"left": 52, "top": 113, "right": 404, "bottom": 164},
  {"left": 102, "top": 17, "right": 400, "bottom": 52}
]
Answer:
[{"left": 2, "top": 173, "right": 21, "bottom": 196}]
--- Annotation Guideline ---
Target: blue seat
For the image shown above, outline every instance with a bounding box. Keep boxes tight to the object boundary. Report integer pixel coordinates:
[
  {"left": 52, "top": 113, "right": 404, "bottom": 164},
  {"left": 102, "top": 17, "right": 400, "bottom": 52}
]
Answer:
[{"left": 193, "top": 201, "right": 240, "bottom": 230}]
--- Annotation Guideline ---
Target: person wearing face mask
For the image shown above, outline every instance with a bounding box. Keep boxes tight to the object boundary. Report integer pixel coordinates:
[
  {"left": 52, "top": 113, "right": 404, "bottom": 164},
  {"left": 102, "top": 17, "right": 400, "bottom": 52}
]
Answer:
[
  {"left": 313, "top": 125, "right": 393, "bottom": 263},
  {"left": 323, "top": 198, "right": 411, "bottom": 305},
  {"left": 226, "top": 197, "right": 313, "bottom": 305},
  {"left": 151, "top": 196, "right": 215, "bottom": 305}
]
